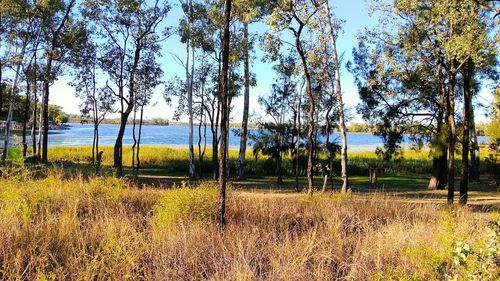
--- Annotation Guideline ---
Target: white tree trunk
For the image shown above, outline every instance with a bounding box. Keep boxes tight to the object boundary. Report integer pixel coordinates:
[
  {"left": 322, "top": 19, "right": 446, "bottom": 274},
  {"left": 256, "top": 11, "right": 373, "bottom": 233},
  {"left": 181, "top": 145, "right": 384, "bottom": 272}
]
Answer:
[
  {"left": 187, "top": 0, "right": 195, "bottom": 179},
  {"left": 2, "top": 55, "right": 23, "bottom": 165},
  {"left": 325, "top": 3, "right": 348, "bottom": 192}
]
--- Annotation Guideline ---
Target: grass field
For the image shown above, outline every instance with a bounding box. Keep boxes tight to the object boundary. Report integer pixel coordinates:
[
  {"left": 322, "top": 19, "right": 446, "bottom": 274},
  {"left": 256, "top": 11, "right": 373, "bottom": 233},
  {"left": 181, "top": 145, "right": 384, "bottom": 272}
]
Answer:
[
  {"left": 0, "top": 170, "right": 498, "bottom": 280},
  {"left": 1, "top": 145, "right": 498, "bottom": 280}
]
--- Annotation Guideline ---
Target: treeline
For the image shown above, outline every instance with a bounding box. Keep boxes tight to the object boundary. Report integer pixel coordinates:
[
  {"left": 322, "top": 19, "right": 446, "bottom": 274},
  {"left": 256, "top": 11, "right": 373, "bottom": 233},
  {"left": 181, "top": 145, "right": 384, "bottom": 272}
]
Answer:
[
  {"left": 348, "top": 1, "right": 499, "bottom": 204},
  {"left": 0, "top": 0, "right": 498, "bottom": 226},
  {"left": 68, "top": 115, "right": 171, "bottom": 126}
]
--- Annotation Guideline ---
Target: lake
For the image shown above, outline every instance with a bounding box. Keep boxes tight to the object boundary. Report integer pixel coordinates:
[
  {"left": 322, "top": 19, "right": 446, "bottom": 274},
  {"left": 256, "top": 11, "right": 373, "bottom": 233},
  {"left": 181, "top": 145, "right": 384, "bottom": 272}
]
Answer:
[{"left": 37, "top": 123, "right": 489, "bottom": 151}]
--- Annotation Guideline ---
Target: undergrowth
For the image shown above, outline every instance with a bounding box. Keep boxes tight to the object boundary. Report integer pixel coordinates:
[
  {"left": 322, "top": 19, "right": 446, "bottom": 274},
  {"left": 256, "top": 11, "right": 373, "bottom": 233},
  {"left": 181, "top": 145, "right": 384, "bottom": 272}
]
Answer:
[{"left": 0, "top": 168, "right": 497, "bottom": 280}]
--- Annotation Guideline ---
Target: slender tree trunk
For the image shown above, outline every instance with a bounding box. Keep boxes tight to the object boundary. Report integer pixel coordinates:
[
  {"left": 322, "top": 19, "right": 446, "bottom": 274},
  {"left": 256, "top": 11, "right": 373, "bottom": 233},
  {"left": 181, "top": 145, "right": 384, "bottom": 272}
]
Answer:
[
  {"left": 295, "top": 84, "right": 302, "bottom": 192},
  {"left": 131, "top": 103, "right": 138, "bottom": 179},
  {"left": 1, "top": 103, "right": 13, "bottom": 165},
  {"left": 293, "top": 23, "right": 315, "bottom": 195},
  {"left": 469, "top": 101, "right": 480, "bottom": 181},
  {"left": 31, "top": 80, "right": 37, "bottom": 156},
  {"left": 277, "top": 151, "right": 283, "bottom": 184},
  {"left": 322, "top": 105, "right": 332, "bottom": 193},
  {"left": 446, "top": 70, "right": 457, "bottom": 204},
  {"left": 114, "top": 112, "right": 129, "bottom": 177},
  {"left": 3, "top": 50, "right": 24, "bottom": 165},
  {"left": 41, "top": 79, "right": 50, "bottom": 163},
  {"left": 198, "top": 112, "right": 203, "bottom": 178},
  {"left": 92, "top": 123, "right": 96, "bottom": 165},
  {"left": 325, "top": 2, "right": 348, "bottom": 193},
  {"left": 114, "top": 45, "right": 140, "bottom": 177},
  {"left": 41, "top": 51, "right": 54, "bottom": 163},
  {"left": 22, "top": 78, "right": 31, "bottom": 158},
  {"left": 37, "top": 90, "right": 43, "bottom": 157},
  {"left": 201, "top": 114, "right": 207, "bottom": 179},
  {"left": 217, "top": 0, "right": 232, "bottom": 228},
  {"left": 137, "top": 105, "right": 144, "bottom": 174},
  {"left": 237, "top": 22, "right": 250, "bottom": 180},
  {"left": 96, "top": 125, "right": 100, "bottom": 170},
  {"left": 187, "top": 11, "right": 195, "bottom": 179},
  {"left": 459, "top": 60, "right": 473, "bottom": 205},
  {"left": 212, "top": 101, "right": 220, "bottom": 180}
]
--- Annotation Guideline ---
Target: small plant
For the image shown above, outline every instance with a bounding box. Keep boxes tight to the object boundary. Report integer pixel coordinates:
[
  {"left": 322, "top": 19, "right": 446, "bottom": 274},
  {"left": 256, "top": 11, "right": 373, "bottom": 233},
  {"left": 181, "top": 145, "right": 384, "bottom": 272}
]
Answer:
[
  {"left": 153, "top": 182, "right": 219, "bottom": 229},
  {"left": 443, "top": 220, "right": 499, "bottom": 281}
]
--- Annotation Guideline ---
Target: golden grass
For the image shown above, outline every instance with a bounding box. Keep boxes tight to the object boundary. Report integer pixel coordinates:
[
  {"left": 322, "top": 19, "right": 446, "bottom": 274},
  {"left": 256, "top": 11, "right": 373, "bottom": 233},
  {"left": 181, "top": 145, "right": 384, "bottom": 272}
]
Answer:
[{"left": 0, "top": 170, "right": 497, "bottom": 280}]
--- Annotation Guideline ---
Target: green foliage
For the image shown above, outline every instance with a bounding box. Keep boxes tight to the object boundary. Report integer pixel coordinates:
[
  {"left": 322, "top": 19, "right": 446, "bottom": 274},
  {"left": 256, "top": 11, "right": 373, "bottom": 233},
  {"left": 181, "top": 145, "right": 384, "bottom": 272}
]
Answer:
[
  {"left": 153, "top": 181, "right": 219, "bottom": 229},
  {"left": 443, "top": 220, "right": 499, "bottom": 280},
  {"left": 48, "top": 105, "right": 69, "bottom": 124}
]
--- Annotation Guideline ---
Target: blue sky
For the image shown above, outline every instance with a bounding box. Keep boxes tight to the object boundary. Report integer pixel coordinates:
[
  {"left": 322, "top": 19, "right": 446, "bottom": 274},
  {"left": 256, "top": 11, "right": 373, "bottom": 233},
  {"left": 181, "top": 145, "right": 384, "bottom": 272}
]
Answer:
[{"left": 49, "top": 0, "right": 495, "bottom": 124}]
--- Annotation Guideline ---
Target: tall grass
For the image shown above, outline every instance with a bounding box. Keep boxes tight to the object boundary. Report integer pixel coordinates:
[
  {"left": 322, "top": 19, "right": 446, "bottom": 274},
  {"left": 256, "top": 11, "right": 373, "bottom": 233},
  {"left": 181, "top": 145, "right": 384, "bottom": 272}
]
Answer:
[
  {"left": 0, "top": 170, "right": 497, "bottom": 280},
  {"left": 45, "top": 145, "right": 489, "bottom": 177}
]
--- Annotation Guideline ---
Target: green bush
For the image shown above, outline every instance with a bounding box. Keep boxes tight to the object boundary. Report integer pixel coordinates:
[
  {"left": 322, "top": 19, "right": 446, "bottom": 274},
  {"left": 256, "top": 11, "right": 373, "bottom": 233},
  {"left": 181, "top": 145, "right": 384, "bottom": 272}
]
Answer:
[{"left": 153, "top": 182, "right": 219, "bottom": 229}]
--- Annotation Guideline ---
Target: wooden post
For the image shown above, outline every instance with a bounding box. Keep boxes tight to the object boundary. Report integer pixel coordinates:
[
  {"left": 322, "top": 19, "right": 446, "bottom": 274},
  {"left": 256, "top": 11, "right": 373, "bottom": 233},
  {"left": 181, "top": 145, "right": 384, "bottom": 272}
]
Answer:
[{"left": 369, "top": 167, "right": 378, "bottom": 189}]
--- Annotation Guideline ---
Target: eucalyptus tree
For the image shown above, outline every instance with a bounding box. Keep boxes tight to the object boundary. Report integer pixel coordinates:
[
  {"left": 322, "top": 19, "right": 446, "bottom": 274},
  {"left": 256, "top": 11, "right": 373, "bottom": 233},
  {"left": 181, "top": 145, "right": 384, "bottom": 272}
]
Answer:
[
  {"left": 1, "top": 0, "right": 40, "bottom": 164},
  {"left": 179, "top": 0, "right": 196, "bottom": 179},
  {"left": 37, "top": 0, "right": 87, "bottom": 163},
  {"left": 320, "top": 1, "right": 348, "bottom": 192},
  {"left": 71, "top": 40, "right": 115, "bottom": 168},
  {"left": 178, "top": 0, "right": 221, "bottom": 179},
  {"left": 264, "top": 0, "right": 324, "bottom": 194},
  {"left": 311, "top": 27, "right": 339, "bottom": 192},
  {"left": 216, "top": 0, "right": 232, "bottom": 228},
  {"left": 232, "top": 0, "right": 269, "bottom": 180},
  {"left": 131, "top": 53, "right": 163, "bottom": 178},
  {"left": 83, "top": 0, "right": 170, "bottom": 176}
]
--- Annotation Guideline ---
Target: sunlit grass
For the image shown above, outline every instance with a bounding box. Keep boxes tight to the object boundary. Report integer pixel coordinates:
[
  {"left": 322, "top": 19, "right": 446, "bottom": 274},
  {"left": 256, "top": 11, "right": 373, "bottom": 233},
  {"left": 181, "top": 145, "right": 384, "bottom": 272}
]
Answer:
[{"left": 0, "top": 169, "right": 497, "bottom": 280}]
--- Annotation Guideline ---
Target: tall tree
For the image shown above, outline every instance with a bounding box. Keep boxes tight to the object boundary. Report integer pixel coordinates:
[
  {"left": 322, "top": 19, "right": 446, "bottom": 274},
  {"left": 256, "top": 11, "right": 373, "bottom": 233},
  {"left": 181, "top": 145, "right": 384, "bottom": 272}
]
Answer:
[
  {"left": 322, "top": 2, "right": 348, "bottom": 192},
  {"left": 71, "top": 40, "right": 114, "bottom": 169},
  {"left": 84, "top": 0, "right": 170, "bottom": 176},
  {"left": 265, "top": 0, "right": 323, "bottom": 194},
  {"left": 1, "top": 0, "right": 38, "bottom": 164},
  {"left": 39, "top": 0, "right": 84, "bottom": 163},
  {"left": 217, "top": 0, "right": 232, "bottom": 228},
  {"left": 232, "top": 0, "right": 268, "bottom": 180}
]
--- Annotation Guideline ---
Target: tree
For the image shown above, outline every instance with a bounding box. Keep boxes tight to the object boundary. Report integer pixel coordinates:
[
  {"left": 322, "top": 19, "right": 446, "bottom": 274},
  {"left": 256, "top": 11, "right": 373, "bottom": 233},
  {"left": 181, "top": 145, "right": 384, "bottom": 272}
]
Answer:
[
  {"left": 252, "top": 57, "right": 296, "bottom": 183},
  {"left": 232, "top": 0, "right": 268, "bottom": 180},
  {"left": 217, "top": 0, "right": 232, "bottom": 228},
  {"left": 71, "top": 40, "right": 114, "bottom": 168},
  {"left": 132, "top": 53, "right": 162, "bottom": 179},
  {"left": 351, "top": 0, "right": 498, "bottom": 204},
  {"left": 178, "top": 0, "right": 197, "bottom": 179},
  {"left": 84, "top": 0, "right": 170, "bottom": 177},
  {"left": 265, "top": 0, "right": 323, "bottom": 194},
  {"left": 1, "top": 0, "right": 39, "bottom": 164},
  {"left": 322, "top": 2, "right": 348, "bottom": 193}
]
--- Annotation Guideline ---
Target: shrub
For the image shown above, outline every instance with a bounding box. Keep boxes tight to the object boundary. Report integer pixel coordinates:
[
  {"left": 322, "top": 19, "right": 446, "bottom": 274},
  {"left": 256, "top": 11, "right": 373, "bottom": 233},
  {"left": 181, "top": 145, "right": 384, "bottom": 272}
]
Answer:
[{"left": 153, "top": 181, "right": 219, "bottom": 229}]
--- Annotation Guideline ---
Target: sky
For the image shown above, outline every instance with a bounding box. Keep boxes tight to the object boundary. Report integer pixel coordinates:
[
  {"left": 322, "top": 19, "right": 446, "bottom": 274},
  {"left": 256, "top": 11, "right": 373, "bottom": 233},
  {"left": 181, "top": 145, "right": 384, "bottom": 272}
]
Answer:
[{"left": 48, "top": 0, "right": 496, "bottom": 124}]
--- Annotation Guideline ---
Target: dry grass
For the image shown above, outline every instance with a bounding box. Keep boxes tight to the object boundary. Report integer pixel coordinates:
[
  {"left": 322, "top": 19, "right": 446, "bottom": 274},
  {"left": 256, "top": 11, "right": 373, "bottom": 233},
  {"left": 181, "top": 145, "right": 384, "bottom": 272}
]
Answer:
[{"left": 0, "top": 170, "right": 498, "bottom": 280}]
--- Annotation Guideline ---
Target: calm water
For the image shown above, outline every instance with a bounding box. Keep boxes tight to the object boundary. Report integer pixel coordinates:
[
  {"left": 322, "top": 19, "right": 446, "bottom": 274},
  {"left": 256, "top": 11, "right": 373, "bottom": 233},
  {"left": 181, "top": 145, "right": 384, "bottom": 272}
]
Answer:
[{"left": 43, "top": 123, "right": 489, "bottom": 151}]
